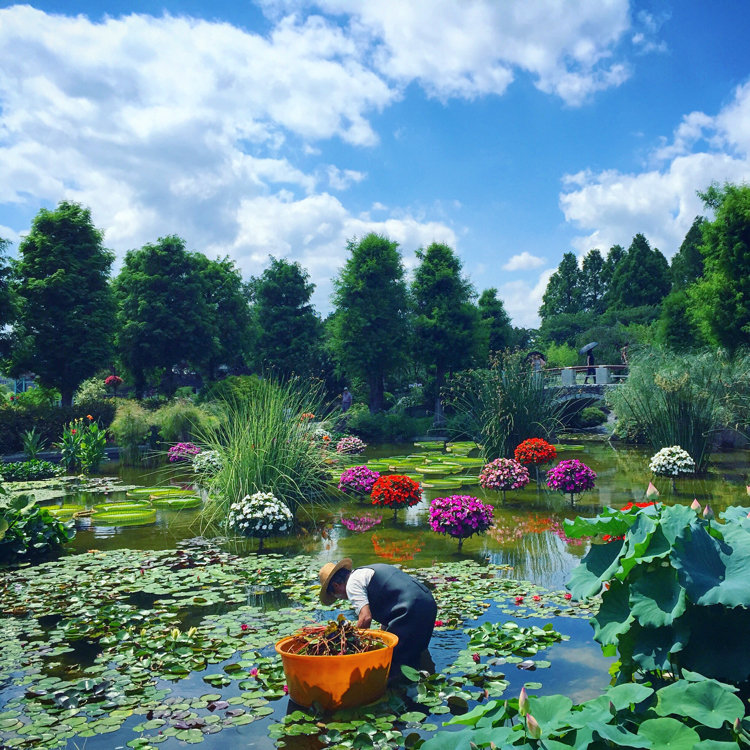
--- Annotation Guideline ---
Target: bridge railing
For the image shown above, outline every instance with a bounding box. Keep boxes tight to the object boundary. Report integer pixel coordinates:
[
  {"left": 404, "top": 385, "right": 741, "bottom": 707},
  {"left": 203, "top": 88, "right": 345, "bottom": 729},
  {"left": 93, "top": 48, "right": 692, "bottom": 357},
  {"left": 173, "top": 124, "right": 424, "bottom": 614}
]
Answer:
[{"left": 541, "top": 365, "right": 629, "bottom": 387}]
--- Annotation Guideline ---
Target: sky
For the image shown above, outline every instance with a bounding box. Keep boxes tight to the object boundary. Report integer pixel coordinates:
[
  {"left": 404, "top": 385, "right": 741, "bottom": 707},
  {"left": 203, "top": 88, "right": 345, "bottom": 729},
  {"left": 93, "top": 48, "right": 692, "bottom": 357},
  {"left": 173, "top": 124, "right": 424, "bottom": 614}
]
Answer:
[{"left": 1, "top": 1, "right": 749, "bottom": 327}]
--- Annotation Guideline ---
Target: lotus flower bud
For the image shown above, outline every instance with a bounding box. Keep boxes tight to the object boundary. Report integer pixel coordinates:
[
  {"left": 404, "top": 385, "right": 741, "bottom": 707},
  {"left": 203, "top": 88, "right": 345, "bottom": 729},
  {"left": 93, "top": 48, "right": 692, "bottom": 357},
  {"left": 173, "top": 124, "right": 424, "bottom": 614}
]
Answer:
[
  {"left": 703, "top": 505, "right": 714, "bottom": 520},
  {"left": 518, "top": 686, "right": 529, "bottom": 716},
  {"left": 690, "top": 499, "right": 701, "bottom": 511},
  {"left": 526, "top": 714, "right": 542, "bottom": 740},
  {"left": 646, "top": 482, "right": 659, "bottom": 499}
]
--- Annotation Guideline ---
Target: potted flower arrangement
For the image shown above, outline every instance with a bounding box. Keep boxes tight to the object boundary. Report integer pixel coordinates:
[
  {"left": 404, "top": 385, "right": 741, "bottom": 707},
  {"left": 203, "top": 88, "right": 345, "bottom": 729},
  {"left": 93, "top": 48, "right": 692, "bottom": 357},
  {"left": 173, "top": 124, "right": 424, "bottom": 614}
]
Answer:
[
  {"left": 370, "top": 474, "right": 422, "bottom": 521},
  {"left": 167, "top": 442, "right": 201, "bottom": 462},
  {"left": 336, "top": 435, "right": 367, "bottom": 454},
  {"left": 514, "top": 438, "right": 557, "bottom": 484},
  {"left": 648, "top": 445, "right": 695, "bottom": 491},
  {"left": 192, "top": 449, "right": 223, "bottom": 478},
  {"left": 479, "top": 458, "right": 530, "bottom": 502},
  {"left": 226, "top": 490, "right": 294, "bottom": 551},
  {"left": 104, "top": 374, "right": 123, "bottom": 397},
  {"left": 338, "top": 465, "right": 380, "bottom": 499},
  {"left": 428, "top": 494, "right": 494, "bottom": 552},
  {"left": 546, "top": 458, "right": 596, "bottom": 505}
]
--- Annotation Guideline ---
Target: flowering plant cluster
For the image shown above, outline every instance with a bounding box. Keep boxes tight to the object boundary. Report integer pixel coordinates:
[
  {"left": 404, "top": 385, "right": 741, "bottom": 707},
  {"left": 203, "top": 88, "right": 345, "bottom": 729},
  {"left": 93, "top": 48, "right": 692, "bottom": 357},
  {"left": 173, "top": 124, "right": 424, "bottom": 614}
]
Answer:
[
  {"left": 227, "top": 491, "right": 293, "bottom": 539},
  {"left": 335, "top": 436, "right": 367, "bottom": 454},
  {"left": 104, "top": 374, "right": 123, "bottom": 388},
  {"left": 56, "top": 415, "right": 108, "bottom": 474},
  {"left": 546, "top": 459, "right": 596, "bottom": 497},
  {"left": 340, "top": 514, "right": 382, "bottom": 533},
  {"left": 168, "top": 442, "right": 201, "bottom": 462},
  {"left": 338, "top": 465, "right": 380, "bottom": 496},
  {"left": 479, "top": 458, "right": 530, "bottom": 492},
  {"left": 648, "top": 446, "right": 695, "bottom": 477},
  {"left": 313, "top": 427, "right": 332, "bottom": 447},
  {"left": 192, "top": 449, "right": 223, "bottom": 477},
  {"left": 428, "top": 495, "right": 494, "bottom": 550},
  {"left": 514, "top": 438, "right": 557, "bottom": 467},
  {"left": 299, "top": 412, "right": 315, "bottom": 421},
  {"left": 370, "top": 475, "right": 421, "bottom": 516}
]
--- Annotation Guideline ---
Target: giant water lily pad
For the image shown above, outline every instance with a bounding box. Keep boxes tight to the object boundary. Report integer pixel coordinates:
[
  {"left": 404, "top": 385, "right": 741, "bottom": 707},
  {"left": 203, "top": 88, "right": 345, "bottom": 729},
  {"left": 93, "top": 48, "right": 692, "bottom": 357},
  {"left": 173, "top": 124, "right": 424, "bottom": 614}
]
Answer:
[{"left": 91, "top": 508, "right": 157, "bottom": 525}]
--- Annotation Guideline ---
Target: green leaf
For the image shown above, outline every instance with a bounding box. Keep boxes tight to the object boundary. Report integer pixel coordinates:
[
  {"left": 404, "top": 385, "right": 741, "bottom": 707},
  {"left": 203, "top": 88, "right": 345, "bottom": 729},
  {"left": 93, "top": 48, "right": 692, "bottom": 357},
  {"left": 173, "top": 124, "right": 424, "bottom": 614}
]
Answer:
[
  {"left": 567, "top": 539, "right": 624, "bottom": 599},
  {"left": 526, "top": 694, "right": 573, "bottom": 736},
  {"left": 590, "top": 580, "right": 634, "bottom": 645},
  {"left": 592, "top": 722, "right": 646, "bottom": 748},
  {"left": 655, "top": 679, "right": 745, "bottom": 729},
  {"left": 638, "top": 717, "right": 700, "bottom": 749},
  {"left": 629, "top": 565, "right": 686, "bottom": 627},
  {"left": 606, "top": 682, "right": 654, "bottom": 710}
]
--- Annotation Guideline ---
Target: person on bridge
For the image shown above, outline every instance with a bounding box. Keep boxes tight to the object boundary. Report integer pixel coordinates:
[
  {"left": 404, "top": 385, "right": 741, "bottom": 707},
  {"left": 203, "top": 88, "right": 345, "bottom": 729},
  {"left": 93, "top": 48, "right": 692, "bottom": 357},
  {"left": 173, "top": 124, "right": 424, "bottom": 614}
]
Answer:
[{"left": 584, "top": 349, "right": 596, "bottom": 384}]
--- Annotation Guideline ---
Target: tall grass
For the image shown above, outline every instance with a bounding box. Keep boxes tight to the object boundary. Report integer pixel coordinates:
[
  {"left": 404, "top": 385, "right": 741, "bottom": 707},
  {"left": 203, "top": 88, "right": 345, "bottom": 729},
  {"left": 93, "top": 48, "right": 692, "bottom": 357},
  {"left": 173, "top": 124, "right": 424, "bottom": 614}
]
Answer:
[
  {"left": 152, "top": 399, "right": 219, "bottom": 443},
  {"left": 109, "top": 400, "right": 151, "bottom": 465},
  {"left": 195, "top": 376, "right": 330, "bottom": 531},
  {"left": 444, "top": 350, "right": 564, "bottom": 460},
  {"left": 607, "top": 348, "right": 724, "bottom": 472}
]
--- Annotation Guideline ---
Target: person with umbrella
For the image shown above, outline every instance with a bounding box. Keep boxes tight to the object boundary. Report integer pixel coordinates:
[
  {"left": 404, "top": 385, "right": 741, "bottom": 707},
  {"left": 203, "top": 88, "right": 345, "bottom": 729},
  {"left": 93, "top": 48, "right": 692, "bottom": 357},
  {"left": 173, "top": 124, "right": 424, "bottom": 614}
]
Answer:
[{"left": 580, "top": 342, "right": 597, "bottom": 384}]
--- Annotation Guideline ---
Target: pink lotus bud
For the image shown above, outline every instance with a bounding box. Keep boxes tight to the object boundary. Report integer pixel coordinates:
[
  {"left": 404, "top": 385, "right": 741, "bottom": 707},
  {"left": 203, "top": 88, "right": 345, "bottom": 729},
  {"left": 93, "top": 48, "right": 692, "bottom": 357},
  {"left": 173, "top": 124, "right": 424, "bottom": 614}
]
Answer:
[
  {"left": 526, "top": 714, "right": 542, "bottom": 740},
  {"left": 703, "top": 505, "right": 715, "bottom": 520},
  {"left": 646, "top": 482, "right": 659, "bottom": 499},
  {"left": 690, "top": 499, "right": 701, "bottom": 511},
  {"left": 518, "top": 686, "right": 529, "bottom": 716},
  {"left": 734, "top": 717, "right": 741, "bottom": 733},
  {"left": 746, "top": 486, "right": 750, "bottom": 496}
]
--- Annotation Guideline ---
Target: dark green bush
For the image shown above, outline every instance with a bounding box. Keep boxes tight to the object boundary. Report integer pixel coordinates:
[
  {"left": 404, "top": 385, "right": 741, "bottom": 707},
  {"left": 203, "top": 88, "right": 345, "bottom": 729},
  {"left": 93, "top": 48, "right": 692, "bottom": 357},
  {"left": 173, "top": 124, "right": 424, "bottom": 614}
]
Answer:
[
  {"left": 198, "top": 375, "right": 263, "bottom": 404},
  {"left": 577, "top": 406, "right": 607, "bottom": 427},
  {"left": 0, "top": 400, "right": 116, "bottom": 455},
  {"left": 1, "top": 460, "right": 65, "bottom": 481},
  {"left": 346, "top": 406, "right": 431, "bottom": 442}
]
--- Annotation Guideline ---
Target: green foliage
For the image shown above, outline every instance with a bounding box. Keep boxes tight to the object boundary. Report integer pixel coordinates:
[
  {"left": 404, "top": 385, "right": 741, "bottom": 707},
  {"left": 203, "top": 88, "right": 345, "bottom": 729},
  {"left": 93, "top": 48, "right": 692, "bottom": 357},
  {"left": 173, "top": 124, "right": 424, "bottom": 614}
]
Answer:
[
  {"left": 14, "top": 385, "right": 60, "bottom": 407},
  {"left": 198, "top": 374, "right": 263, "bottom": 404},
  {"left": 345, "top": 403, "right": 431, "bottom": 442},
  {"left": 543, "top": 342, "right": 578, "bottom": 367},
  {"left": 566, "top": 502, "right": 750, "bottom": 686},
  {"left": 74, "top": 376, "right": 107, "bottom": 403},
  {"left": 152, "top": 398, "right": 218, "bottom": 443},
  {"left": 577, "top": 406, "right": 607, "bottom": 427},
  {"left": 539, "top": 252, "right": 581, "bottom": 319},
  {"left": 656, "top": 290, "right": 704, "bottom": 350},
  {"left": 21, "top": 426, "right": 47, "bottom": 459},
  {"left": 329, "top": 233, "right": 409, "bottom": 413},
  {"left": 11, "top": 201, "right": 116, "bottom": 405},
  {"left": 580, "top": 248, "right": 607, "bottom": 313},
  {"left": 477, "top": 288, "right": 513, "bottom": 356},
  {"left": 1, "top": 459, "right": 64, "bottom": 481},
  {"left": 250, "top": 257, "right": 323, "bottom": 378},
  {"left": 0, "top": 490, "right": 75, "bottom": 563},
  {"left": 608, "top": 233, "right": 671, "bottom": 311},
  {"left": 0, "top": 237, "right": 17, "bottom": 359},
  {"left": 196, "top": 376, "right": 331, "bottom": 525},
  {"left": 538, "top": 311, "right": 593, "bottom": 347},
  {"left": 444, "top": 350, "right": 564, "bottom": 460},
  {"left": 671, "top": 216, "right": 706, "bottom": 290},
  {"left": 56, "top": 416, "right": 108, "bottom": 474},
  {"left": 109, "top": 400, "right": 151, "bottom": 465}
]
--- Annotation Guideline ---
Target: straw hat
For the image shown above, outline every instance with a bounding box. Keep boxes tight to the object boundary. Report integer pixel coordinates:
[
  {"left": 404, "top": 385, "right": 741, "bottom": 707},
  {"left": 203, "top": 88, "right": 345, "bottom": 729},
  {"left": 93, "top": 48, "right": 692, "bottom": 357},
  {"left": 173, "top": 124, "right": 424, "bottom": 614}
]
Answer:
[{"left": 318, "top": 558, "right": 352, "bottom": 605}]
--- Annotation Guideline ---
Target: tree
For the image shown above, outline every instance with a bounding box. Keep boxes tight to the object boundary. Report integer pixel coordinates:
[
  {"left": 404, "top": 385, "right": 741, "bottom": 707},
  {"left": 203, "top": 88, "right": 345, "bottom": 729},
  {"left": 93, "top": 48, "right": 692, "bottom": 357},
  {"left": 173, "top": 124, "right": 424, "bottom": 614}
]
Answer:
[
  {"left": 690, "top": 183, "right": 750, "bottom": 350},
  {"left": 477, "top": 288, "right": 513, "bottom": 355},
  {"left": 608, "top": 234, "right": 670, "bottom": 310},
  {"left": 0, "top": 238, "right": 17, "bottom": 360},
  {"left": 411, "top": 243, "right": 482, "bottom": 423},
  {"left": 602, "top": 244, "right": 626, "bottom": 289},
  {"left": 580, "top": 249, "right": 607, "bottom": 313},
  {"left": 657, "top": 290, "right": 703, "bottom": 350},
  {"left": 113, "top": 235, "right": 214, "bottom": 396},
  {"left": 11, "top": 202, "right": 115, "bottom": 405},
  {"left": 330, "top": 234, "right": 408, "bottom": 413},
  {"left": 538, "top": 252, "right": 582, "bottom": 319},
  {"left": 250, "top": 257, "right": 322, "bottom": 378},
  {"left": 671, "top": 216, "right": 706, "bottom": 291}
]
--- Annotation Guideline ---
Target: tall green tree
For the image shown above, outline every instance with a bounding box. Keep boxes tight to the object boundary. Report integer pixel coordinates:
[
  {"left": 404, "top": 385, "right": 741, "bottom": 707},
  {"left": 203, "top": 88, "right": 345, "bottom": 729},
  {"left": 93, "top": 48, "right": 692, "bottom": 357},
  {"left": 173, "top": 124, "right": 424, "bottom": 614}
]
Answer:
[
  {"left": 608, "top": 234, "right": 670, "bottom": 310},
  {"left": 113, "top": 235, "right": 213, "bottom": 396},
  {"left": 411, "top": 243, "right": 481, "bottom": 423},
  {"left": 12, "top": 202, "right": 115, "bottom": 405},
  {"left": 330, "top": 233, "right": 408, "bottom": 413},
  {"left": 690, "top": 183, "right": 750, "bottom": 349},
  {"left": 0, "top": 238, "right": 17, "bottom": 360},
  {"left": 671, "top": 216, "right": 706, "bottom": 291},
  {"left": 656, "top": 290, "right": 703, "bottom": 350},
  {"left": 250, "top": 257, "right": 322, "bottom": 378},
  {"left": 580, "top": 248, "right": 607, "bottom": 313},
  {"left": 477, "top": 288, "right": 513, "bottom": 356},
  {"left": 538, "top": 252, "right": 582, "bottom": 319},
  {"left": 602, "top": 244, "right": 626, "bottom": 289}
]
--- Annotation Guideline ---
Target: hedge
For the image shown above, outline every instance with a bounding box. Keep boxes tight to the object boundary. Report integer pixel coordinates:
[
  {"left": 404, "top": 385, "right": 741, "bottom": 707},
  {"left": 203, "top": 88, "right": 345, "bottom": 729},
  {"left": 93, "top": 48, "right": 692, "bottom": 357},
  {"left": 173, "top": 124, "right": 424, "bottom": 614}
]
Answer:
[{"left": 0, "top": 400, "right": 116, "bottom": 455}]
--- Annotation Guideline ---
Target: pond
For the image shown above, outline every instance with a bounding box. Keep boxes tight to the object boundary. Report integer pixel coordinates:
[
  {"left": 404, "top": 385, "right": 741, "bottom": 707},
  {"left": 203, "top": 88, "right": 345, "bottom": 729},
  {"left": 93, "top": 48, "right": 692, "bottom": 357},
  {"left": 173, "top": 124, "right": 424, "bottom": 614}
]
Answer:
[{"left": 1, "top": 437, "right": 748, "bottom": 749}]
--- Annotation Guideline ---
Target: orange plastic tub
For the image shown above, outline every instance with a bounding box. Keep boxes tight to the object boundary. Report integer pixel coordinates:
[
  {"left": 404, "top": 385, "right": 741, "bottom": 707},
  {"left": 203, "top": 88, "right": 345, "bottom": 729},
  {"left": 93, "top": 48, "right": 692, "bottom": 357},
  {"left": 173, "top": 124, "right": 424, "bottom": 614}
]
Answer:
[{"left": 275, "top": 630, "right": 398, "bottom": 710}]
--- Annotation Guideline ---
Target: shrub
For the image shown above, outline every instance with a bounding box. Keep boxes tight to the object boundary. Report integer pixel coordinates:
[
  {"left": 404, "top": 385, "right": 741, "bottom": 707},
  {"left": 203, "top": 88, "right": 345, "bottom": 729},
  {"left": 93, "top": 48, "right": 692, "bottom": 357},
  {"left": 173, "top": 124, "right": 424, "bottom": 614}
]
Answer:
[
  {"left": 479, "top": 458, "right": 530, "bottom": 501},
  {"left": 74, "top": 377, "right": 107, "bottom": 403},
  {"left": 56, "top": 416, "right": 108, "bottom": 474},
  {"left": 1, "top": 460, "right": 64, "bottom": 481},
  {"left": 198, "top": 375, "right": 263, "bottom": 405},
  {"left": 578, "top": 406, "right": 607, "bottom": 427},
  {"left": 109, "top": 400, "right": 151, "bottom": 465},
  {"left": 335, "top": 435, "right": 367, "bottom": 454},
  {"left": 370, "top": 474, "right": 422, "bottom": 520},
  {"left": 192, "top": 449, "right": 223, "bottom": 478},
  {"left": 513, "top": 438, "right": 557, "bottom": 467},
  {"left": 338, "top": 465, "right": 380, "bottom": 497},
  {"left": 546, "top": 459, "right": 596, "bottom": 505},
  {"left": 21, "top": 427, "right": 47, "bottom": 460},
  {"left": 226, "top": 490, "right": 293, "bottom": 551},
  {"left": 346, "top": 406, "right": 430, "bottom": 442},
  {"left": 152, "top": 399, "right": 218, "bottom": 443},
  {"left": 428, "top": 494, "right": 494, "bottom": 551}
]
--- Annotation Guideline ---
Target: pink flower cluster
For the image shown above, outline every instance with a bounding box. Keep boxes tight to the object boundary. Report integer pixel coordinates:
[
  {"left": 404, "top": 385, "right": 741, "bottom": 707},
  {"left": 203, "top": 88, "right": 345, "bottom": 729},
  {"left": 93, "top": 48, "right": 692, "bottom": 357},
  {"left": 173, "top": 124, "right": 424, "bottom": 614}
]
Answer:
[
  {"left": 338, "top": 465, "right": 380, "bottom": 495},
  {"left": 546, "top": 459, "right": 596, "bottom": 494},
  {"left": 428, "top": 494, "right": 494, "bottom": 540},
  {"left": 336, "top": 436, "right": 367, "bottom": 454},
  {"left": 167, "top": 442, "right": 201, "bottom": 462},
  {"left": 479, "top": 458, "right": 530, "bottom": 491},
  {"left": 340, "top": 514, "right": 382, "bottom": 533}
]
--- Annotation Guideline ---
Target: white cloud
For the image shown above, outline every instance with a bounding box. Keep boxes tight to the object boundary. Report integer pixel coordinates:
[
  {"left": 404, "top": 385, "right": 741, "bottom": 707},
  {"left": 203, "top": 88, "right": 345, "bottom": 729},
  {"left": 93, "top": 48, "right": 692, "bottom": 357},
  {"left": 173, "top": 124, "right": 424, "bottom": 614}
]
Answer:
[
  {"left": 502, "top": 251, "right": 545, "bottom": 271},
  {"left": 560, "top": 80, "right": 750, "bottom": 257},
  {"left": 499, "top": 268, "right": 555, "bottom": 328},
  {"left": 325, "top": 166, "right": 365, "bottom": 190}
]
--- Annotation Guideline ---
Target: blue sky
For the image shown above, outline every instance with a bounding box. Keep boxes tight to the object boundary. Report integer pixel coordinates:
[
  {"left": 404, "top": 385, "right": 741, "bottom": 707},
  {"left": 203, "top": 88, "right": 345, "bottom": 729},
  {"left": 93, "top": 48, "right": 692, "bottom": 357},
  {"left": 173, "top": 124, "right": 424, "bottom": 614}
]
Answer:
[{"left": 1, "top": 1, "right": 749, "bottom": 326}]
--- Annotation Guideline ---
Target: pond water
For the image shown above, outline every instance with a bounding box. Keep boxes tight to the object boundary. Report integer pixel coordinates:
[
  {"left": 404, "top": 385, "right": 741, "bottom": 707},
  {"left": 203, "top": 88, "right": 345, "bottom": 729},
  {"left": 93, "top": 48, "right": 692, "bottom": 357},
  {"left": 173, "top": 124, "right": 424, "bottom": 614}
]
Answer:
[{"left": 2, "top": 437, "right": 748, "bottom": 749}]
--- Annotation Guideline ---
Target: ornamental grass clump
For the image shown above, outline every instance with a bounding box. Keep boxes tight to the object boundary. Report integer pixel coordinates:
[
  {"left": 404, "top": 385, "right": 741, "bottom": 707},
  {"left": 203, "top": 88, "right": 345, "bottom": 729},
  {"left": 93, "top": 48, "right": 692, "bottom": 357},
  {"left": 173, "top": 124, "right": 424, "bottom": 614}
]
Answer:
[
  {"left": 648, "top": 445, "right": 695, "bottom": 491},
  {"left": 338, "top": 465, "right": 380, "bottom": 498},
  {"left": 370, "top": 474, "right": 422, "bottom": 521},
  {"left": 226, "top": 490, "right": 293, "bottom": 551},
  {"left": 428, "top": 494, "right": 494, "bottom": 551},
  {"left": 479, "top": 457, "right": 530, "bottom": 502},
  {"left": 335, "top": 436, "right": 367, "bottom": 454},
  {"left": 546, "top": 459, "right": 596, "bottom": 505},
  {"left": 514, "top": 437, "right": 557, "bottom": 484}
]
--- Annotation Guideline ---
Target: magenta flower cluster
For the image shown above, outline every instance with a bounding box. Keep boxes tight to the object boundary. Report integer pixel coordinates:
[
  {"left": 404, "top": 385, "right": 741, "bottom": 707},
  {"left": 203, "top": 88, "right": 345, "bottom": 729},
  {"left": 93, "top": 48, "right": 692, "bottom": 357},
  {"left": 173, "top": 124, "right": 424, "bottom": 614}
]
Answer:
[
  {"left": 167, "top": 442, "right": 201, "bottom": 462},
  {"left": 428, "top": 495, "right": 494, "bottom": 540},
  {"left": 479, "top": 458, "right": 530, "bottom": 491},
  {"left": 340, "top": 514, "right": 382, "bottom": 533},
  {"left": 338, "top": 465, "right": 380, "bottom": 495},
  {"left": 546, "top": 459, "right": 597, "bottom": 494}
]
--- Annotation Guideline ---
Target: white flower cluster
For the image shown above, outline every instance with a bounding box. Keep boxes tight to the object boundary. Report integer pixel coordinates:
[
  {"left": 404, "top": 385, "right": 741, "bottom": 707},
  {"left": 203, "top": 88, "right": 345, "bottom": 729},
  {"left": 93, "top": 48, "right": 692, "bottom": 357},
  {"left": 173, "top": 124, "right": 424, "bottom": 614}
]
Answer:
[
  {"left": 649, "top": 446, "right": 696, "bottom": 477},
  {"left": 227, "top": 491, "right": 293, "bottom": 539},
  {"left": 192, "top": 449, "right": 223, "bottom": 477}
]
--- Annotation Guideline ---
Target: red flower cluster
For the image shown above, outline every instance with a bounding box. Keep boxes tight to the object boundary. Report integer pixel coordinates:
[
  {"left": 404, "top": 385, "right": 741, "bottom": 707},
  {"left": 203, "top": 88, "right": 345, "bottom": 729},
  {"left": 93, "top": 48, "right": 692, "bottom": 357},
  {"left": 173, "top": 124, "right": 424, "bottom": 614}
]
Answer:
[
  {"left": 514, "top": 438, "right": 557, "bottom": 467},
  {"left": 370, "top": 474, "right": 421, "bottom": 510},
  {"left": 603, "top": 534, "right": 626, "bottom": 542},
  {"left": 621, "top": 501, "right": 656, "bottom": 511}
]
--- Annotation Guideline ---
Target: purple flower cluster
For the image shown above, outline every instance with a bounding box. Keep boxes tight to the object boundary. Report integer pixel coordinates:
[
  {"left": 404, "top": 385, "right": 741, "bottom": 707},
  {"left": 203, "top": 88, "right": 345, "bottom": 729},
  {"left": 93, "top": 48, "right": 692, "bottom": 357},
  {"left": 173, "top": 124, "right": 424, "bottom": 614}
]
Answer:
[
  {"left": 428, "top": 495, "right": 494, "bottom": 540},
  {"left": 336, "top": 436, "right": 367, "bottom": 454},
  {"left": 167, "top": 442, "right": 201, "bottom": 462},
  {"left": 546, "top": 459, "right": 597, "bottom": 494},
  {"left": 479, "top": 458, "right": 530, "bottom": 491},
  {"left": 338, "top": 465, "right": 380, "bottom": 495},
  {"left": 340, "top": 514, "right": 382, "bottom": 533}
]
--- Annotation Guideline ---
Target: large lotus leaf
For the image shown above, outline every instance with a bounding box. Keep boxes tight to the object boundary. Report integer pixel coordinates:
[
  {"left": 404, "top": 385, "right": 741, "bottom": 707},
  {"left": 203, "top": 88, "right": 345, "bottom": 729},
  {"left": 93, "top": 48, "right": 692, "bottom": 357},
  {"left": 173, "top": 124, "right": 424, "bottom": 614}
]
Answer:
[
  {"left": 567, "top": 539, "right": 624, "bottom": 599},
  {"left": 564, "top": 696, "right": 612, "bottom": 730},
  {"left": 672, "top": 521, "right": 750, "bottom": 607},
  {"left": 677, "top": 606, "right": 750, "bottom": 683},
  {"left": 629, "top": 565, "right": 686, "bottom": 628},
  {"left": 632, "top": 623, "right": 688, "bottom": 672},
  {"left": 658, "top": 504, "right": 699, "bottom": 545},
  {"left": 617, "top": 513, "right": 658, "bottom": 579},
  {"left": 593, "top": 722, "right": 648, "bottom": 748},
  {"left": 591, "top": 580, "right": 634, "bottom": 645},
  {"left": 606, "top": 683, "right": 654, "bottom": 710},
  {"left": 655, "top": 679, "right": 744, "bottom": 729},
  {"left": 9, "top": 493, "right": 36, "bottom": 513},
  {"left": 638, "top": 718, "right": 700, "bottom": 749},
  {"left": 563, "top": 509, "right": 632, "bottom": 540},
  {"left": 694, "top": 741, "right": 749, "bottom": 749},
  {"left": 719, "top": 505, "right": 750, "bottom": 526},
  {"left": 526, "top": 694, "right": 573, "bottom": 737}
]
